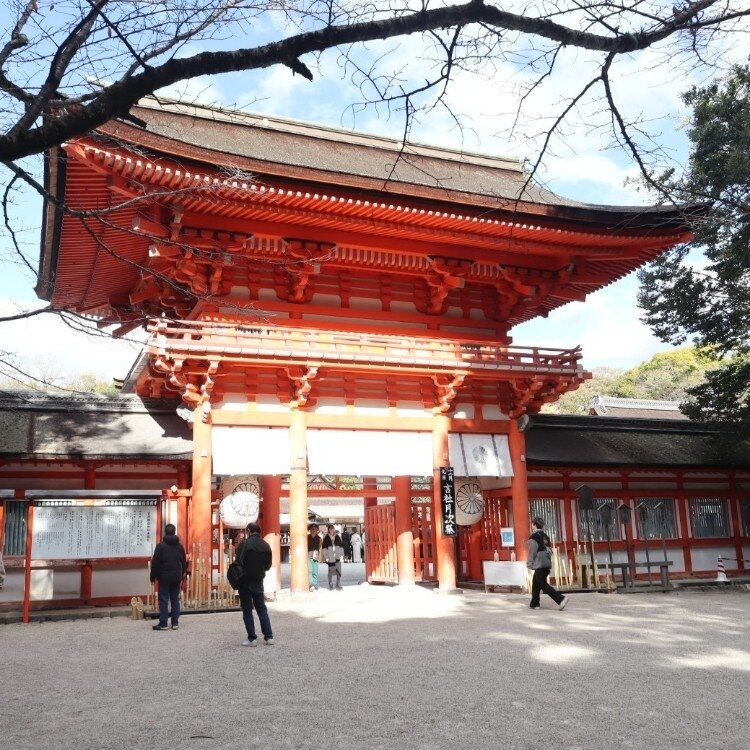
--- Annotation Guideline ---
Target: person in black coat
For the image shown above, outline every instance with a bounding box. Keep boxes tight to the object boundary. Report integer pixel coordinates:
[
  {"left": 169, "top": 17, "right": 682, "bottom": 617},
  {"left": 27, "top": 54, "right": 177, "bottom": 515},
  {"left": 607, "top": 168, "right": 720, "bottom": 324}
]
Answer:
[
  {"left": 236, "top": 522, "right": 275, "bottom": 646},
  {"left": 150, "top": 523, "right": 187, "bottom": 630},
  {"left": 341, "top": 527, "right": 352, "bottom": 562}
]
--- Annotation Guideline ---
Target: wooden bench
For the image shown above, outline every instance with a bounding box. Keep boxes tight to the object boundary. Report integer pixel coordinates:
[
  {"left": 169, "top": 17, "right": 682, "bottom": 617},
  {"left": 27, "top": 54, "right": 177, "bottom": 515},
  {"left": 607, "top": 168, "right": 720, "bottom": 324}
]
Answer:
[{"left": 582, "top": 560, "right": 673, "bottom": 589}]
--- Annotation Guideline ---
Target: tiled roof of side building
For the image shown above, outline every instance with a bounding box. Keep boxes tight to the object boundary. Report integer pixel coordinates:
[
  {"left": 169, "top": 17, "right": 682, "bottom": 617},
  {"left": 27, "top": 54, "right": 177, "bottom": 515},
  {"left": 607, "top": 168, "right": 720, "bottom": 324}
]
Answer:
[
  {"left": 0, "top": 392, "right": 192, "bottom": 459},
  {"left": 526, "top": 413, "right": 750, "bottom": 468}
]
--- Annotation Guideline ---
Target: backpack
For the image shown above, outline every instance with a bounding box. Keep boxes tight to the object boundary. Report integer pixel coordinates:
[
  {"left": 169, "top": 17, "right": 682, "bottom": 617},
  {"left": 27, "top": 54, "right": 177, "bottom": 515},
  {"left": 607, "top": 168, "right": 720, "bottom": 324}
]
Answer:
[
  {"left": 532, "top": 533, "right": 553, "bottom": 569},
  {"left": 226, "top": 545, "right": 246, "bottom": 590}
]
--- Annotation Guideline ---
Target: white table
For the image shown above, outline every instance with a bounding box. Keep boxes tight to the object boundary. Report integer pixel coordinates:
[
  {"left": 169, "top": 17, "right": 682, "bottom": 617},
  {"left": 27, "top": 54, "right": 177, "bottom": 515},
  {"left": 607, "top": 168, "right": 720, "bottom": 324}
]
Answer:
[{"left": 482, "top": 561, "right": 528, "bottom": 592}]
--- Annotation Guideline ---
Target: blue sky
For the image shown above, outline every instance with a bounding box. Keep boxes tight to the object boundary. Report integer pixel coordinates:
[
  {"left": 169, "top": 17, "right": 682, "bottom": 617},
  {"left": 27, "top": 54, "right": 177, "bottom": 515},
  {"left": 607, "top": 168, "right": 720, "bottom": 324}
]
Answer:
[{"left": 1, "top": 18, "right": 727, "bottom": 383}]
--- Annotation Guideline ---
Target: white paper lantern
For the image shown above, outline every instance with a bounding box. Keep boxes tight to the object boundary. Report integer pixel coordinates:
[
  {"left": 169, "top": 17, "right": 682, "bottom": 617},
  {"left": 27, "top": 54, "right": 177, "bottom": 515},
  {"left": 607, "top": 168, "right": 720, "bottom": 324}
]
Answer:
[
  {"left": 455, "top": 479, "right": 484, "bottom": 526},
  {"left": 220, "top": 475, "right": 261, "bottom": 528}
]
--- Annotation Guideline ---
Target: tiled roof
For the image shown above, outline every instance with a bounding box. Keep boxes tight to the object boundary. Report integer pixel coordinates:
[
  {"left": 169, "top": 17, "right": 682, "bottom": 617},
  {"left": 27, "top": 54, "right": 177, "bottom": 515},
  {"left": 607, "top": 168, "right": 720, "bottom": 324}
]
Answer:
[
  {"left": 526, "top": 414, "right": 749, "bottom": 468},
  {"left": 0, "top": 392, "right": 191, "bottom": 459},
  {"left": 588, "top": 396, "right": 689, "bottom": 420}
]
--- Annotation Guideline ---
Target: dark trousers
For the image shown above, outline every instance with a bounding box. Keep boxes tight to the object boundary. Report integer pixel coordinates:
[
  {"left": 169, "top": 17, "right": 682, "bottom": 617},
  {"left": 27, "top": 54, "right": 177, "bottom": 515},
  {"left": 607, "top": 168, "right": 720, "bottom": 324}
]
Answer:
[
  {"left": 239, "top": 584, "right": 273, "bottom": 641},
  {"left": 530, "top": 567, "right": 564, "bottom": 607},
  {"left": 157, "top": 581, "right": 181, "bottom": 626}
]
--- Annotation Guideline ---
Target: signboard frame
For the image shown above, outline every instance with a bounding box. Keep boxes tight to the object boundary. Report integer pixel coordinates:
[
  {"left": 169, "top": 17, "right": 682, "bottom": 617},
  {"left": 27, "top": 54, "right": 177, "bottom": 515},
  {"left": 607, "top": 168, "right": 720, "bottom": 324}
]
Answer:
[{"left": 439, "top": 467, "right": 458, "bottom": 537}]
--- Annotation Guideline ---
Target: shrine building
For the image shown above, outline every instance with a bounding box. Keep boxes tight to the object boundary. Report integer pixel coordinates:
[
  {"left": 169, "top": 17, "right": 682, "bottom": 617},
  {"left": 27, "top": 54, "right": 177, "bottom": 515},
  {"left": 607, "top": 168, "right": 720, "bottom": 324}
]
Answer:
[{"left": 2, "top": 97, "right": 748, "bottom": 614}]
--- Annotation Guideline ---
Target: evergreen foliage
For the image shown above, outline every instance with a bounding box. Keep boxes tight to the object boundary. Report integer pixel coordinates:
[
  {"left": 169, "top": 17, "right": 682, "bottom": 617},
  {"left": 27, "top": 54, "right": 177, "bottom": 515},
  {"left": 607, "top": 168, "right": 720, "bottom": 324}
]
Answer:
[{"left": 638, "top": 66, "right": 750, "bottom": 437}]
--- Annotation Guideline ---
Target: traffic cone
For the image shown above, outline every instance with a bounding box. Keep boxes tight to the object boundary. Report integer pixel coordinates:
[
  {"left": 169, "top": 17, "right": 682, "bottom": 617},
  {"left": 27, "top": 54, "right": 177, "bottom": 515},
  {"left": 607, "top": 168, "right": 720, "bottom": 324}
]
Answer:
[{"left": 715, "top": 556, "right": 729, "bottom": 583}]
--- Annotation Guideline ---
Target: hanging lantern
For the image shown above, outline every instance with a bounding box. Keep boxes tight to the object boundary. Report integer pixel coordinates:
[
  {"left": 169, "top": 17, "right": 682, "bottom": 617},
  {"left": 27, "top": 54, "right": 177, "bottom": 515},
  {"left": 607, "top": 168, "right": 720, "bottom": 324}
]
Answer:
[
  {"left": 455, "top": 478, "right": 484, "bottom": 526},
  {"left": 219, "top": 475, "right": 261, "bottom": 528}
]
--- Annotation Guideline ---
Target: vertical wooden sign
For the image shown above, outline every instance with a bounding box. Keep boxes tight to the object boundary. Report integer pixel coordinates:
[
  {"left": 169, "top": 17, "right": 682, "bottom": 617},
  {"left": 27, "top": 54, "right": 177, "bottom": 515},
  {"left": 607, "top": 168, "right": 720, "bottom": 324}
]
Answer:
[{"left": 440, "top": 467, "right": 457, "bottom": 537}]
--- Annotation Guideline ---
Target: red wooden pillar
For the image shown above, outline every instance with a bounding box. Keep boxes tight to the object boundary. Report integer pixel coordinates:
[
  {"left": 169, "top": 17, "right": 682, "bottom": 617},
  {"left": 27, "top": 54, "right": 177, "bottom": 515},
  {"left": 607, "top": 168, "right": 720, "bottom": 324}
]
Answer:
[
  {"left": 363, "top": 478, "right": 378, "bottom": 579},
  {"left": 431, "top": 413, "right": 457, "bottom": 590},
  {"left": 81, "top": 462, "right": 96, "bottom": 604},
  {"left": 289, "top": 409, "right": 309, "bottom": 594},
  {"left": 190, "top": 414, "right": 213, "bottom": 564},
  {"left": 394, "top": 475, "right": 415, "bottom": 586},
  {"left": 676, "top": 474, "right": 692, "bottom": 575},
  {"left": 22, "top": 501, "right": 34, "bottom": 624},
  {"left": 508, "top": 419, "right": 530, "bottom": 562},
  {"left": 177, "top": 465, "right": 190, "bottom": 546},
  {"left": 468, "top": 524, "right": 483, "bottom": 580},
  {"left": 728, "top": 475, "right": 744, "bottom": 571},
  {"left": 261, "top": 475, "right": 283, "bottom": 591},
  {"left": 0, "top": 499, "right": 5, "bottom": 552},
  {"left": 81, "top": 563, "right": 93, "bottom": 604}
]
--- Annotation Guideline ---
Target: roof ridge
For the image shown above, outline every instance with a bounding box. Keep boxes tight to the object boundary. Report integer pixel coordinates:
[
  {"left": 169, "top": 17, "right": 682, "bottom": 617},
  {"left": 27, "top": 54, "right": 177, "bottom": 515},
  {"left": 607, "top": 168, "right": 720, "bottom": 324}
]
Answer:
[{"left": 133, "top": 95, "right": 525, "bottom": 173}]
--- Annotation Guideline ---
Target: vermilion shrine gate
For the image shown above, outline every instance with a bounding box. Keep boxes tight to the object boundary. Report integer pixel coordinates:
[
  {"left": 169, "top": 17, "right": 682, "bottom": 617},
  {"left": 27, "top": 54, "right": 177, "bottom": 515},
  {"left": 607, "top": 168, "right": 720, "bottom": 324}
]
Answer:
[{"left": 21, "top": 98, "right": 703, "bottom": 601}]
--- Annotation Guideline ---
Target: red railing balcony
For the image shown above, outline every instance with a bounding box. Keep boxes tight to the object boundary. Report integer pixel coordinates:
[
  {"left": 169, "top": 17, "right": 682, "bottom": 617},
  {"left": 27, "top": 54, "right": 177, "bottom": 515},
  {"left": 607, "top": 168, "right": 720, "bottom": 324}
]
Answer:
[{"left": 147, "top": 319, "right": 586, "bottom": 379}]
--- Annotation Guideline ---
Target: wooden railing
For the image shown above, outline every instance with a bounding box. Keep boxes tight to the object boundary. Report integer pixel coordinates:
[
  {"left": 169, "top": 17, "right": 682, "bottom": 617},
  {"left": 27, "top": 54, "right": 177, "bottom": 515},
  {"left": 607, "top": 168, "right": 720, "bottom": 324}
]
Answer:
[{"left": 147, "top": 319, "right": 585, "bottom": 377}]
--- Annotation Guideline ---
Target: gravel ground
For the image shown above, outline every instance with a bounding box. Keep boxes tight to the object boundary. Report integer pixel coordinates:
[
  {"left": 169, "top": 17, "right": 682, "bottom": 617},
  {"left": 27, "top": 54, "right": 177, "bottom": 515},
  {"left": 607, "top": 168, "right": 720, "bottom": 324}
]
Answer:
[{"left": 1, "top": 586, "right": 749, "bottom": 750}]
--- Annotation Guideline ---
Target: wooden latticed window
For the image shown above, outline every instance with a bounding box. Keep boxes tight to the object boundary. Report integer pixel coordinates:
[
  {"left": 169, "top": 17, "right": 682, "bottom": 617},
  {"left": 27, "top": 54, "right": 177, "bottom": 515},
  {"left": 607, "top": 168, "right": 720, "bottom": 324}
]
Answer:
[
  {"left": 578, "top": 498, "right": 621, "bottom": 542},
  {"left": 635, "top": 498, "right": 677, "bottom": 539},
  {"left": 690, "top": 497, "right": 730, "bottom": 538},
  {"left": 529, "top": 498, "right": 562, "bottom": 543},
  {"left": 3, "top": 501, "right": 28, "bottom": 556}
]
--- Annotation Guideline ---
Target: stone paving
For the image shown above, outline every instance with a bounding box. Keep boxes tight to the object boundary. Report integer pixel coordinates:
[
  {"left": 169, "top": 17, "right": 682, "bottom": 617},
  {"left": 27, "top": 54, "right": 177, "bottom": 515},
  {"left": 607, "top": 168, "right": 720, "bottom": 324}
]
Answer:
[{"left": 1, "top": 586, "right": 749, "bottom": 750}]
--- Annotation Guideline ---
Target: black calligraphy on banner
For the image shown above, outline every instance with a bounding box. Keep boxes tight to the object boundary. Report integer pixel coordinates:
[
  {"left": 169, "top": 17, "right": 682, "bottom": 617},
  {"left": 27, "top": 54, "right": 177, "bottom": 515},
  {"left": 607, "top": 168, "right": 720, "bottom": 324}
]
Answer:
[{"left": 440, "top": 467, "right": 458, "bottom": 538}]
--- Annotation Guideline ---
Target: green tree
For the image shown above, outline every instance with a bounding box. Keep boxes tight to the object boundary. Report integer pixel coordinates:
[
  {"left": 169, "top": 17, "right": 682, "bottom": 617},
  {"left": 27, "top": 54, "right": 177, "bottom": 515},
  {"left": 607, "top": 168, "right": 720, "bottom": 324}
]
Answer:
[
  {"left": 638, "top": 66, "right": 750, "bottom": 435},
  {"left": 544, "top": 367, "right": 623, "bottom": 414},
  {"left": 610, "top": 348, "right": 716, "bottom": 402}
]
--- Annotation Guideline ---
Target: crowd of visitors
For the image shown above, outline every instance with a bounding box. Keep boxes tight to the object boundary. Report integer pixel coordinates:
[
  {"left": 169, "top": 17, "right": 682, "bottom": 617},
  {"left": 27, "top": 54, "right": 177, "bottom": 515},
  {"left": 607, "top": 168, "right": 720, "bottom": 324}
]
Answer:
[{"left": 307, "top": 523, "right": 365, "bottom": 591}]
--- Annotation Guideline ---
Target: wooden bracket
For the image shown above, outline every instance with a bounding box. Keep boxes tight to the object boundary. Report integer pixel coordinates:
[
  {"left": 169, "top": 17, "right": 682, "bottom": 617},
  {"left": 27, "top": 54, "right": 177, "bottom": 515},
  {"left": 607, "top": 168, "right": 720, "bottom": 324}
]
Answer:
[
  {"left": 432, "top": 373, "right": 466, "bottom": 414},
  {"left": 286, "top": 366, "right": 318, "bottom": 408}
]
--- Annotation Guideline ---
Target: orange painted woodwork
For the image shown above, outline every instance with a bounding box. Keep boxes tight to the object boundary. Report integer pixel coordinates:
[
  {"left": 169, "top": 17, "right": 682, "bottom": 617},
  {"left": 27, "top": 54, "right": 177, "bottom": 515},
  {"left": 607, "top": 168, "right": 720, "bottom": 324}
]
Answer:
[
  {"left": 508, "top": 420, "right": 530, "bottom": 561},
  {"left": 261, "top": 475, "right": 283, "bottom": 592},
  {"left": 432, "top": 414, "right": 457, "bottom": 590},
  {"left": 394, "top": 476, "right": 416, "bottom": 586}
]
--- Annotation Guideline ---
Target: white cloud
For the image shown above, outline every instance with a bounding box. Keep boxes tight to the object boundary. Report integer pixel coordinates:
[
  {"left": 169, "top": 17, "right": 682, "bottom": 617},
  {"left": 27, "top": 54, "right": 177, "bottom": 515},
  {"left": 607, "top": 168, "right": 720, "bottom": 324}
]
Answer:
[{"left": 512, "top": 274, "right": 680, "bottom": 370}]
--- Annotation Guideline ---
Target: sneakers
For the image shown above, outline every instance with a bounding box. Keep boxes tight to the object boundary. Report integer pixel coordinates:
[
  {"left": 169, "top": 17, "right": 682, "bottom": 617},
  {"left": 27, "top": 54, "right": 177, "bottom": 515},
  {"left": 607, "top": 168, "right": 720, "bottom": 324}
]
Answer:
[
  {"left": 335, "top": 585, "right": 343, "bottom": 591},
  {"left": 265, "top": 638, "right": 275, "bottom": 645},
  {"left": 558, "top": 597, "right": 568, "bottom": 611},
  {"left": 529, "top": 604, "right": 540, "bottom": 609},
  {"left": 152, "top": 624, "right": 168, "bottom": 631},
  {"left": 242, "top": 639, "right": 258, "bottom": 647},
  {"left": 171, "top": 624, "right": 179, "bottom": 630}
]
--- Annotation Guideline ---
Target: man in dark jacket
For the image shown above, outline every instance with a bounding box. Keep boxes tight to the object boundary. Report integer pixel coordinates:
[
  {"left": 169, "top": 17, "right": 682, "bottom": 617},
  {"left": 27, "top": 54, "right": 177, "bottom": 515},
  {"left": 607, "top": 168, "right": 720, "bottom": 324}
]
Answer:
[
  {"left": 236, "top": 522, "right": 275, "bottom": 646},
  {"left": 150, "top": 523, "right": 187, "bottom": 631}
]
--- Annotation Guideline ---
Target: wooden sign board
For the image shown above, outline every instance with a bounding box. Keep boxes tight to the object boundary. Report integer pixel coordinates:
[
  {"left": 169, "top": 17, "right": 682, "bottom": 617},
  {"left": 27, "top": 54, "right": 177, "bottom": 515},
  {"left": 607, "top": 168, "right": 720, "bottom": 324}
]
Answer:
[
  {"left": 32, "top": 504, "right": 157, "bottom": 559},
  {"left": 440, "top": 467, "right": 458, "bottom": 537}
]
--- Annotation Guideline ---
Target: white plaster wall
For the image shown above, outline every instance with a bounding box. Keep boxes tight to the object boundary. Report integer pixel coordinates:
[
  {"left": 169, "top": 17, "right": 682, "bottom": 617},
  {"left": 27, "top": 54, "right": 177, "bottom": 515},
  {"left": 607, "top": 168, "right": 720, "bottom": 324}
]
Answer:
[
  {"left": 352, "top": 401, "right": 389, "bottom": 416},
  {"left": 690, "top": 545, "right": 738, "bottom": 571},
  {"left": 0, "top": 568, "right": 82, "bottom": 603},
  {"left": 481, "top": 405, "right": 508, "bottom": 420},
  {"left": 91, "top": 567, "right": 150, "bottom": 598},
  {"left": 453, "top": 404, "right": 475, "bottom": 419},
  {"left": 395, "top": 403, "right": 430, "bottom": 417},
  {"left": 311, "top": 400, "right": 348, "bottom": 415},
  {"left": 348, "top": 296, "right": 380, "bottom": 310},
  {"left": 0, "top": 569, "right": 27, "bottom": 603}
]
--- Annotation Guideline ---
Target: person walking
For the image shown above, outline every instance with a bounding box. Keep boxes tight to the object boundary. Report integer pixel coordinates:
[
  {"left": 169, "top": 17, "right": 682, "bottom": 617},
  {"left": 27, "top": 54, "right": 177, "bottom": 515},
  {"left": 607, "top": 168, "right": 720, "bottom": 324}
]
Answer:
[
  {"left": 149, "top": 523, "right": 187, "bottom": 631},
  {"left": 236, "top": 522, "right": 275, "bottom": 646},
  {"left": 527, "top": 516, "right": 567, "bottom": 611},
  {"left": 322, "top": 524, "right": 344, "bottom": 590},
  {"left": 350, "top": 529, "right": 363, "bottom": 563},
  {"left": 308, "top": 523, "right": 322, "bottom": 591},
  {"left": 341, "top": 527, "right": 352, "bottom": 562}
]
